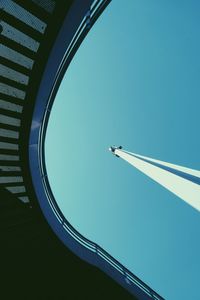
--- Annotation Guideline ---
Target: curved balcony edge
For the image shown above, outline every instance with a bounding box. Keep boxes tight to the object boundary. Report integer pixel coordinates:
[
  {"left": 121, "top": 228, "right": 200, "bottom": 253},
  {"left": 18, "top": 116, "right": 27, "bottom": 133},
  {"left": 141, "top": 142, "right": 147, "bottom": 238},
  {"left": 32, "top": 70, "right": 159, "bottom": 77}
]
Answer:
[{"left": 29, "top": 1, "right": 164, "bottom": 299}]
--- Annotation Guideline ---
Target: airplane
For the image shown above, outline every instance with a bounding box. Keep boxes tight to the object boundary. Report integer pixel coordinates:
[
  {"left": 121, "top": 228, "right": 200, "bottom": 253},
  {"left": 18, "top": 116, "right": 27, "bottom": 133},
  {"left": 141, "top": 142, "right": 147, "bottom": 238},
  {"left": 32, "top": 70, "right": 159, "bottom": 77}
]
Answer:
[{"left": 108, "top": 145, "right": 123, "bottom": 157}]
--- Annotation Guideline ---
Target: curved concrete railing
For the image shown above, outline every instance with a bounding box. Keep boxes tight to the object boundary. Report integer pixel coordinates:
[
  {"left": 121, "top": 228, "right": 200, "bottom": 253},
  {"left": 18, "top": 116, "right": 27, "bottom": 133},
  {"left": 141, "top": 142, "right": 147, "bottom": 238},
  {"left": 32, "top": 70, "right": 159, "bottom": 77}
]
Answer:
[
  {"left": 0, "top": 0, "right": 164, "bottom": 298},
  {"left": 28, "top": 1, "right": 164, "bottom": 299}
]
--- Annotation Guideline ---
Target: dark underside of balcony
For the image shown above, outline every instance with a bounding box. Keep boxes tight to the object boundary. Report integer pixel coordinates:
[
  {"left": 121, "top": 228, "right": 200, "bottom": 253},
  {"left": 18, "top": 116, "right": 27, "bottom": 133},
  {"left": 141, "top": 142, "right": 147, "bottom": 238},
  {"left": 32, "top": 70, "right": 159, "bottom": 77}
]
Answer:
[{"left": 1, "top": 188, "right": 135, "bottom": 300}]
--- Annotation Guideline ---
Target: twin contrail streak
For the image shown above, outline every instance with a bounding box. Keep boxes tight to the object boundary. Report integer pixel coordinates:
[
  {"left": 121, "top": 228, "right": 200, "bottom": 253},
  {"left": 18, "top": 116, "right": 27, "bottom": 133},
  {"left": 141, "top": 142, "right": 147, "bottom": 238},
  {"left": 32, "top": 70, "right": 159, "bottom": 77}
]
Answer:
[{"left": 113, "top": 148, "right": 200, "bottom": 212}]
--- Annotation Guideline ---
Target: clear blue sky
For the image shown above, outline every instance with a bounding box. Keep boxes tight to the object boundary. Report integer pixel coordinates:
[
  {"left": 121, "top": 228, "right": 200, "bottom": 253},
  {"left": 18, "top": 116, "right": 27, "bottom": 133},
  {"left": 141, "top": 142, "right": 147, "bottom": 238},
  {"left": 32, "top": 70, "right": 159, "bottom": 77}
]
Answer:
[{"left": 45, "top": 1, "right": 200, "bottom": 299}]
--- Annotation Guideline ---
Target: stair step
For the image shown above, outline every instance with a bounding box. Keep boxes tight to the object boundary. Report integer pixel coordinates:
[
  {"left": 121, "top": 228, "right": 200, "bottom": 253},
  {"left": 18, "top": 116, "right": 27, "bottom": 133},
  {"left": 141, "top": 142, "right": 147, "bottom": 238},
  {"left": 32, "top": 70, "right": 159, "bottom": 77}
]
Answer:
[
  {"left": 1, "top": 0, "right": 47, "bottom": 34},
  {"left": 13, "top": 0, "right": 52, "bottom": 22},
  {"left": 0, "top": 64, "right": 29, "bottom": 85},
  {"left": 0, "top": 82, "right": 26, "bottom": 100},
  {"left": 1, "top": 21, "right": 40, "bottom": 53},
  {"left": 0, "top": 176, "right": 23, "bottom": 183},
  {"left": 1, "top": 35, "right": 36, "bottom": 59},
  {"left": 0, "top": 142, "right": 19, "bottom": 150},
  {"left": 0, "top": 99, "right": 23, "bottom": 114},
  {"left": 0, "top": 44, "right": 34, "bottom": 70},
  {"left": 0, "top": 128, "right": 19, "bottom": 139}
]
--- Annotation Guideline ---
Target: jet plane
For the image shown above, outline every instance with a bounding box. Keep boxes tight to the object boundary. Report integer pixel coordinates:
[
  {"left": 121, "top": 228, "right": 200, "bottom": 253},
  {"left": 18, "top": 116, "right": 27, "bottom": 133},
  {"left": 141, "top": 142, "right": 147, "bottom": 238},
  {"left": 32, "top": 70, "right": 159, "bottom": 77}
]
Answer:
[{"left": 109, "top": 145, "right": 123, "bottom": 157}]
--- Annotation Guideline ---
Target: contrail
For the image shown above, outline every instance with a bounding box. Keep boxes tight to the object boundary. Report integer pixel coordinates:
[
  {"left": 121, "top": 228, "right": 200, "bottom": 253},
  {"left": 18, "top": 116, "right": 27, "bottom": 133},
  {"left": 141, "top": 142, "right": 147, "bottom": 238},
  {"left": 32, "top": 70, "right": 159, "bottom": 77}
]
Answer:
[{"left": 110, "top": 146, "right": 200, "bottom": 212}]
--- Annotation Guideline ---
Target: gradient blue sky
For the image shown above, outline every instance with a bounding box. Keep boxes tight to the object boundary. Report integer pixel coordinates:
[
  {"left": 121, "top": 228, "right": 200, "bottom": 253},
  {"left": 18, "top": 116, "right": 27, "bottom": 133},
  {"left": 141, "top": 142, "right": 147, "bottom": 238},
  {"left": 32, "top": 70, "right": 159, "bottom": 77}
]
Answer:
[{"left": 45, "top": 1, "right": 200, "bottom": 299}]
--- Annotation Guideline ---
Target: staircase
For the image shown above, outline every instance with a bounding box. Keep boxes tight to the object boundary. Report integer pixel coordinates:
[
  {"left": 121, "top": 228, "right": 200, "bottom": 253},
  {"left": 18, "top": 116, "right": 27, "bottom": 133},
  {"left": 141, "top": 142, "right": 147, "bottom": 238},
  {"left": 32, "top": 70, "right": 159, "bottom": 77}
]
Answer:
[{"left": 0, "top": 0, "right": 70, "bottom": 205}]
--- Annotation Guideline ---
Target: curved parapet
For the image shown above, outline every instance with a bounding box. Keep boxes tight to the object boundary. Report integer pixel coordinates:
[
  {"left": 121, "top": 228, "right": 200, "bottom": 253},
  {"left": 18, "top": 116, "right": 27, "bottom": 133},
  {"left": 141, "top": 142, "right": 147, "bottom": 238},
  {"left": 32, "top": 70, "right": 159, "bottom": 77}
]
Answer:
[
  {"left": 28, "top": 1, "right": 163, "bottom": 299},
  {"left": 0, "top": 1, "right": 163, "bottom": 299}
]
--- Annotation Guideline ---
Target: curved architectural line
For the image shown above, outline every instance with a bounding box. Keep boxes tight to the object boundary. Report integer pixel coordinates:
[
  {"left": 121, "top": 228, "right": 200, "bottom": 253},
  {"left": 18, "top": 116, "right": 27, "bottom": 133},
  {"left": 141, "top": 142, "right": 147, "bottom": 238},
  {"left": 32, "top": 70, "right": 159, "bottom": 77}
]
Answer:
[{"left": 29, "top": 1, "right": 164, "bottom": 299}]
